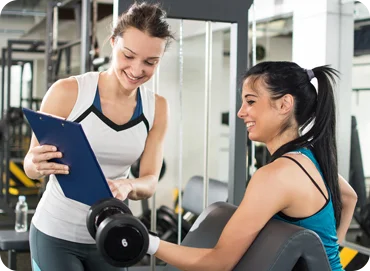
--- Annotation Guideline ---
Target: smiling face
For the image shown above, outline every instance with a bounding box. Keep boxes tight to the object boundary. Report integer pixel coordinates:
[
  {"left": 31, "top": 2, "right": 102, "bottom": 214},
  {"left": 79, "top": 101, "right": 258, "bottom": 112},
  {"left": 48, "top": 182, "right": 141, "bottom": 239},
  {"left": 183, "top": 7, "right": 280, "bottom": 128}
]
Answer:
[
  {"left": 237, "top": 77, "right": 287, "bottom": 143},
  {"left": 110, "top": 27, "right": 166, "bottom": 91}
]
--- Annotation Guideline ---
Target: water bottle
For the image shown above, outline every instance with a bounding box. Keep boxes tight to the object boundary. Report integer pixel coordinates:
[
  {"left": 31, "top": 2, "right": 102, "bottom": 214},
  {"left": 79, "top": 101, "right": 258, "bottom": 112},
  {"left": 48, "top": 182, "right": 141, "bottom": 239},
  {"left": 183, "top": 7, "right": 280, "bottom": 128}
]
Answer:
[{"left": 15, "top": 195, "right": 28, "bottom": 232}]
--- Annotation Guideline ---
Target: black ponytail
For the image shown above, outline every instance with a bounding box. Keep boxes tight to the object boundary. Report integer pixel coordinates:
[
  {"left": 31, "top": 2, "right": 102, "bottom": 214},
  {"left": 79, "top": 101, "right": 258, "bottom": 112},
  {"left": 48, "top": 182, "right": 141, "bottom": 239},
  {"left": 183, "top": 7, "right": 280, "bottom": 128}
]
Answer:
[
  {"left": 309, "top": 66, "right": 341, "bottom": 228},
  {"left": 243, "top": 62, "right": 342, "bottom": 228}
]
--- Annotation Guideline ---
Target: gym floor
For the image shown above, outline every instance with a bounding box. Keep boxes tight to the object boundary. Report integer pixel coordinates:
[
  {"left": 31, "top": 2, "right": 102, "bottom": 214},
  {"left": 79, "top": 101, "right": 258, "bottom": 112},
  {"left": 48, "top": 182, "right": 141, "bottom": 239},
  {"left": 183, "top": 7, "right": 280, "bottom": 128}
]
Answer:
[{"left": 0, "top": 252, "right": 31, "bottom": 271}]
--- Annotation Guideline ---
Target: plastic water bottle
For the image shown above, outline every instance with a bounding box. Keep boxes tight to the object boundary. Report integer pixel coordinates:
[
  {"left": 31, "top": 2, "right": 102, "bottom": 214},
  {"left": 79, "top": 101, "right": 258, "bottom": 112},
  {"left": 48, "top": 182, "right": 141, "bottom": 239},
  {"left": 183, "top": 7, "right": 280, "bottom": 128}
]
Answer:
[{"left": 15, "top": 195, "right": 28, "bottom": 232}]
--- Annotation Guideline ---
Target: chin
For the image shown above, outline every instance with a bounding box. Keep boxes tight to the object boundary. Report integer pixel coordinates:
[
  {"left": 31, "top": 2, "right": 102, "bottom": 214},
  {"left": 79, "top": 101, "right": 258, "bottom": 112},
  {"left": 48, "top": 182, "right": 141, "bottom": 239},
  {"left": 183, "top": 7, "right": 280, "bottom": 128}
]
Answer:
[
  {"left": 248, "top": 134, "right": 262, "bottom": 143},
  {"left": 118, "top": 74, "right": 139, "bottom": 91},
  {"left": 123, "top": 80, "right": 139, "bottom": 90}
]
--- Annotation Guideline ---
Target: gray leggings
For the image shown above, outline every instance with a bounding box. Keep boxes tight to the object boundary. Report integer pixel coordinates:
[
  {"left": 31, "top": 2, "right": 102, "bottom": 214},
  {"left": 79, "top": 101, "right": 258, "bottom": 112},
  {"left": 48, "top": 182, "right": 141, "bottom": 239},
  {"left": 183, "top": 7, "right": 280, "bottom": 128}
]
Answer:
[{"left": 30, "top": 223, "right": 127, "bottom": 271}]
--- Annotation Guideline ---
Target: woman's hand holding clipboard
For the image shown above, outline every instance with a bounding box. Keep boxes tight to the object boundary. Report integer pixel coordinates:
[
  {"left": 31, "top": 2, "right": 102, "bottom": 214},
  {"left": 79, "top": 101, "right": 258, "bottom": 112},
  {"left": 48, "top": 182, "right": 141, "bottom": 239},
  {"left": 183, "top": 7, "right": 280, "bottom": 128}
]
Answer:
[{"left": 23, "top": 108, "right": 113, "bottom": 206}]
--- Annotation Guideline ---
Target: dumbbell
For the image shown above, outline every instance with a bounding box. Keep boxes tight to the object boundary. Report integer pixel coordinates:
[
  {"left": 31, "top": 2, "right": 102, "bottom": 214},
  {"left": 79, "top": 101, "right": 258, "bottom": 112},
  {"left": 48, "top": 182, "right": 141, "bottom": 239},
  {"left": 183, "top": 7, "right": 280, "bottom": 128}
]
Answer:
[
  {"left": 86, "top": 198, "right": 149, "bottom": 267},
  {"left": 139, "top": 205, "right": 192, "bottom": 243}
]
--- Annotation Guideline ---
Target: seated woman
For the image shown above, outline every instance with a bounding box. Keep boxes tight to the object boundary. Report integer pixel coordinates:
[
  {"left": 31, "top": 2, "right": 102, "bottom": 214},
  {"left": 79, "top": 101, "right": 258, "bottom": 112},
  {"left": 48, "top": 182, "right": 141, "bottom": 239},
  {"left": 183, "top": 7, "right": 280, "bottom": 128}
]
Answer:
[{"left": 147, "top": 61, "right": 358, "bottom": 271}]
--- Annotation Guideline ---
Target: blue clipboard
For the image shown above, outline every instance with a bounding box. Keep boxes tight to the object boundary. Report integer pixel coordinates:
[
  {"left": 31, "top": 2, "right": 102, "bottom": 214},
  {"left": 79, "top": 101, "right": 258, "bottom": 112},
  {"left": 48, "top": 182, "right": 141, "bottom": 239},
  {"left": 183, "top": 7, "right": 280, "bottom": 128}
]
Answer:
[{"left": 22, "top": 108, "right": 113, "bottom": 206}]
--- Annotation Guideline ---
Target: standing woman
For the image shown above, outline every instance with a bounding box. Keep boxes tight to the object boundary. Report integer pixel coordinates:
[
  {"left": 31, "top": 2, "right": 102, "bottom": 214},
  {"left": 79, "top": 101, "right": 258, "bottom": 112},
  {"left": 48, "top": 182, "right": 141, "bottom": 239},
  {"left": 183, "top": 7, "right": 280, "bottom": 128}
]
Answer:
[
  {"left": 146, "top": 61, "right": 357, "bottom": 271},
  {"left": 24, "top": 3, "right": 174, "bottom": 271}
]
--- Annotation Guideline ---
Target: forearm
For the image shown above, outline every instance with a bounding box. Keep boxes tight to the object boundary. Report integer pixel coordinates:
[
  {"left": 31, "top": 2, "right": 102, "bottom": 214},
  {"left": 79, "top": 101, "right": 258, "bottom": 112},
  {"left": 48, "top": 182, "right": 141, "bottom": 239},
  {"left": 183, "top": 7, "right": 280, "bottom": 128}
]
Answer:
[
  {"left": 127, "top": 175, "right": 157, "bottom": 200},
  {"left": 337, "top": 199, "right": 357, "bottom": 243},
  {"left": 155, "top": 240, "right": 227, "bottom": 271}
]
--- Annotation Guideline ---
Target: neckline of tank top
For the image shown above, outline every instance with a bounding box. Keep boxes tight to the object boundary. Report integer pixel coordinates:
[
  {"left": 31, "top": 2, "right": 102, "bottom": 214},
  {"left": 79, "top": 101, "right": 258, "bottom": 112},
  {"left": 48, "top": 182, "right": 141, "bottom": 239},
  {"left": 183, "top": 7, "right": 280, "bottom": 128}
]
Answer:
[{"left": 74, "top": 105, "right": 150, "bottom": 133}]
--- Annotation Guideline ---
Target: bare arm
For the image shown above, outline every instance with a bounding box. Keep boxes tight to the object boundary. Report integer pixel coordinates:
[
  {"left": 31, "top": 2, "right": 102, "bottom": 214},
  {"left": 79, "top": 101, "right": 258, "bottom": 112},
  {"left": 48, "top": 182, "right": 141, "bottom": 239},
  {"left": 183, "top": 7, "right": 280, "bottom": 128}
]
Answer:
[
  {"left": 23, "top": 78, "right": 78, "bottom": 179},
  {"left": 337, "top": 174, "right": 357, "bottom": 243},
  {"left": 109, "top": 94, "right": 169, "bottom": 200},
  {"left": 154, "top": 165, "right": 291, "bottom": 271}
]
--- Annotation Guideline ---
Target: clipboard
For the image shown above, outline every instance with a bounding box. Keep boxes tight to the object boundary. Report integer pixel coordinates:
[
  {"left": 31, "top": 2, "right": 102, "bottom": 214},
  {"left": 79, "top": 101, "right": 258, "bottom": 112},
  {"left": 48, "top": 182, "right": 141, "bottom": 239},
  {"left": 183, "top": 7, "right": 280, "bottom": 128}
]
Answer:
[{"left": 22, "top": 108, "right": 113, "bottom": 206}]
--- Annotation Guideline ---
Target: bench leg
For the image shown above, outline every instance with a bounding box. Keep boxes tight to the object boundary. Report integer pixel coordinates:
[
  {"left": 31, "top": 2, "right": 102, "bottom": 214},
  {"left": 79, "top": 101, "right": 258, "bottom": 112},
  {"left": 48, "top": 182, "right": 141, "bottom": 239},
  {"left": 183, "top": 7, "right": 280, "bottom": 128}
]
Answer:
[{"left": 8, "top": 250, "right": 16, "bottom": 270}]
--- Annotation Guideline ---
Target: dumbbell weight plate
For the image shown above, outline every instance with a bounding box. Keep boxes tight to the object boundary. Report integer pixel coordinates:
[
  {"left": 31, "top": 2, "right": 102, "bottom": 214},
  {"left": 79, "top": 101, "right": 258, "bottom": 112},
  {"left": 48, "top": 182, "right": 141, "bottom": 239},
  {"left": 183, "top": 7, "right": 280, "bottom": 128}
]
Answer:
[
  {"left": 96, "top": 213, "right": 149, "bottom": 267},
  {"left": 157, "top": 210, "right": 178, "bottom": 240},
  {"left": 159, "top": 205, "right": 192, "bottom": 235},
  {"left": 86, "top": 198, "right": 132, "bottom": 239}
]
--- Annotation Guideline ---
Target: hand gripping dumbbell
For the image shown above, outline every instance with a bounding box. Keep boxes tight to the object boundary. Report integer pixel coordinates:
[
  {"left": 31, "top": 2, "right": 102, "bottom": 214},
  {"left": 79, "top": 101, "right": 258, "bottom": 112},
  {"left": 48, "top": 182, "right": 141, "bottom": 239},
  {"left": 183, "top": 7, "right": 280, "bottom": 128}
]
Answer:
[{"left": 86, "top": 198, "right": 159, "bottom": 267}]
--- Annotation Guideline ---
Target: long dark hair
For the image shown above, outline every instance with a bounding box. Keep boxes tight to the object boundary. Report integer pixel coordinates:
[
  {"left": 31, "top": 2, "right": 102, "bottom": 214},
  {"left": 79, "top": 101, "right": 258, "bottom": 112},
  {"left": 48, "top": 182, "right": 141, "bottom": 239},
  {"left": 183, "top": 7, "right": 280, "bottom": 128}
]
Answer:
[{"left": 242, "top": 61, "right": 342, "bottom": 227}]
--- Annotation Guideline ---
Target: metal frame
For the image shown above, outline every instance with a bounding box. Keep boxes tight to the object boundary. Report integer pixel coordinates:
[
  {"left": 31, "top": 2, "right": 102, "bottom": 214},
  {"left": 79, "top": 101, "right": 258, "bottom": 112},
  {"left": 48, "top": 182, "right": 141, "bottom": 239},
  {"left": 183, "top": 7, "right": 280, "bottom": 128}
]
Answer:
[
  {"left": 1, "top": 40, "right": 66, "bottom": 115},
  {"left": 0, "top": 40, "right": 64, "bottom": 206},
  {"left": 45, "top": 0, "right": 94, "bottom": 90},
  {"left": 118, "top": 0, "right": 253, "bottom": 205},
  {"left": 1, "top": 41, "right": 44, "bottom": 204}
]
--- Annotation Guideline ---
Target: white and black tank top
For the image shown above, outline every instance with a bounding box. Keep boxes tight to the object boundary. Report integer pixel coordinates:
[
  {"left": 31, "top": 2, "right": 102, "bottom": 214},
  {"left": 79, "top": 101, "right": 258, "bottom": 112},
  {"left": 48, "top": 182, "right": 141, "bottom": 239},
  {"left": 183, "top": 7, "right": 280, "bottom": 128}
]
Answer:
[{"left": 32, "top": 72, "right": 155, "bottom": 243}]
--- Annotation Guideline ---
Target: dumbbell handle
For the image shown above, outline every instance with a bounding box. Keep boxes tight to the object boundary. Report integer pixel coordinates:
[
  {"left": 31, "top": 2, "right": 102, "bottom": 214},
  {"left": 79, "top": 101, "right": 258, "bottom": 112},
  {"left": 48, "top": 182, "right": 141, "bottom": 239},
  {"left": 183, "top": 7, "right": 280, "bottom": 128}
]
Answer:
[{"left": 147, "top": 234, "right": 160, "bottom": 255}]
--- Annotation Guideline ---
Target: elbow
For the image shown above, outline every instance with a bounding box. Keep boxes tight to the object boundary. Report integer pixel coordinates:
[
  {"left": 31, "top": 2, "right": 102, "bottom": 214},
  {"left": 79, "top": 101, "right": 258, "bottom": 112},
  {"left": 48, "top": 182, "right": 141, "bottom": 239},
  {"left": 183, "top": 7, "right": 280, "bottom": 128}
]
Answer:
[
  {"left": 223, "top": 261, "right": 238, "bottom": 271},
  {"left": 219, "top": 265, "right": 232, "bottom": 271},
  {"left": 210, "top": 250, "right": 237, "bottom": 271},
  {"left": 352, "top": 191, "right": 358, "bottom": 203},
  {"left": 215, "top": 262, "right": 234, "bottom": 271},
  {"left": 342, "top": 190, "right": 358, "bottom": 209},
  {"left": 349, "top": 189, "right": 358, "bottom": 204},
  {"left": 187, "top": 257, "right": 232, "bottom": 271}
]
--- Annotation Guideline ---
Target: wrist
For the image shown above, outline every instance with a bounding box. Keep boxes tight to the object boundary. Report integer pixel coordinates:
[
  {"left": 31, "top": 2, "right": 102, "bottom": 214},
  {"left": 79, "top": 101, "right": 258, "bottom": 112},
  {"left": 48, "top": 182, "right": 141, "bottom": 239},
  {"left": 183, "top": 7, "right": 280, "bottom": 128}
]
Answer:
[
  {"left": 128, "top": 182, "right": 135, "bottom": 196},
  {"left": 26, "top": 163, "right": 43, "bottom": 180},
  {"left": 147, "top": 233, "right": 160, "bottom": 255}
]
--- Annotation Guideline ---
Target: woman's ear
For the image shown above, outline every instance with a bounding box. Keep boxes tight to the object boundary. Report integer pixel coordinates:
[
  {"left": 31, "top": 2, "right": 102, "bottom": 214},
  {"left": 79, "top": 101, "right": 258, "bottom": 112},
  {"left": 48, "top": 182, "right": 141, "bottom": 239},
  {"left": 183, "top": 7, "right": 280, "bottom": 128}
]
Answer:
[
  {"left": 279, "top": 94, "right": 294, "bottom": 115},
  {"left": 110, "top": 37, "right": 115, "bottom": 48}
]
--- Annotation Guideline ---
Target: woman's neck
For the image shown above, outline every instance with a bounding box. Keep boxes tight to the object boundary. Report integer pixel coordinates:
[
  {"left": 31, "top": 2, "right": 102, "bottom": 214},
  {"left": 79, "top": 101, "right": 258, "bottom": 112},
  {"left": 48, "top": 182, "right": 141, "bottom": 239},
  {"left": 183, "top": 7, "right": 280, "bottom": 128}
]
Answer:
[
  {"left": 265, "top": 128, "right": 299, "bottom": 155},
  {"left": 100, "top": 69, "right": 137, "bottom": 100}
]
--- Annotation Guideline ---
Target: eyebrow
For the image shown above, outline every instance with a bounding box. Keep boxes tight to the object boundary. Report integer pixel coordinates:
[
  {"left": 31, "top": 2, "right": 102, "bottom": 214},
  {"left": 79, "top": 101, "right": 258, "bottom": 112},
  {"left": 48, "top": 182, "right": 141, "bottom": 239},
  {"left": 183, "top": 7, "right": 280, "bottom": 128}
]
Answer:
[
  {"left": 124, "top": 47, "right": 137, "bottom": 55},
  {"left": 124, "top": 47, "right": 160, "bottom": 60},
  {"left": 243, "top": 94, "right": 258, "bottom": 99}
]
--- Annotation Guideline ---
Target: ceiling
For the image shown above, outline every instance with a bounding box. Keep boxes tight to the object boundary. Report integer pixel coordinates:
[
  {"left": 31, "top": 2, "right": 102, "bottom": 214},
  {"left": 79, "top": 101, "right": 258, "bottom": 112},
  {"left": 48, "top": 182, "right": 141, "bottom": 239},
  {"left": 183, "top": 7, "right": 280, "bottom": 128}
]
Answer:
[
  {"left": 0, "top": 0, "right": 114, "bottom": 54},
  {"left": 4, "top": 0, "right": 45, "bottom": 9}
]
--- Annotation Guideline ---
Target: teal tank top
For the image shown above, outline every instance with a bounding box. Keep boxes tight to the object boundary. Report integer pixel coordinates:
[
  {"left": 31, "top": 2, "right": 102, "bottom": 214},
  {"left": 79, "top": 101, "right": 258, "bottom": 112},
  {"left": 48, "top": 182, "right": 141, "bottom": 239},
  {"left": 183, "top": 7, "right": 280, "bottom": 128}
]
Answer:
[{"left": 273, "top": 148, "right": 343, "bottom": 271}]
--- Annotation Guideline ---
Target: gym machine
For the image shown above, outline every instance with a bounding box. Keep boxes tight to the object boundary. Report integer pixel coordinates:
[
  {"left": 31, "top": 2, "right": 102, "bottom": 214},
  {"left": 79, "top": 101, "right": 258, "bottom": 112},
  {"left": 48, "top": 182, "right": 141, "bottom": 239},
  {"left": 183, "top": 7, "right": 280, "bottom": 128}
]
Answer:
[
  {"left": 44, "top": 0, "right": 113, "bottom": 89},
  {"left": 0, "top": 41, "right": 46, "bottom": 218},
  {"left": 0, "top": 40, "right": 70, "bottom": 213},
  {"left": 349, "top": 115, "right": 370, "bottom": 249}
]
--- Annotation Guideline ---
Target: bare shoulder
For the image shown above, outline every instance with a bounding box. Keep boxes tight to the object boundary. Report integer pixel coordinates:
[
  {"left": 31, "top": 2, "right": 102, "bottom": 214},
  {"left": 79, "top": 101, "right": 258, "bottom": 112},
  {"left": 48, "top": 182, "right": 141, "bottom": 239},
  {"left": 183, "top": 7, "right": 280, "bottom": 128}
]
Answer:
[
  {"left": 252, "top": 158, "right": 297, "bottom": 192},
  {"left": 243, "top": 161, "right": 293, "bottom": 211},
  {"left": 154, "top": 94, "right": 169, "bottom": 120},
  {"left": 154, "top": 94, "right": 169, "bottom": 109},
  {"left": 266, "top": 157, "right": 297, "bottom": 176},
  {"left": 40, "top": 77, "right": 78, "bottom": 119}
]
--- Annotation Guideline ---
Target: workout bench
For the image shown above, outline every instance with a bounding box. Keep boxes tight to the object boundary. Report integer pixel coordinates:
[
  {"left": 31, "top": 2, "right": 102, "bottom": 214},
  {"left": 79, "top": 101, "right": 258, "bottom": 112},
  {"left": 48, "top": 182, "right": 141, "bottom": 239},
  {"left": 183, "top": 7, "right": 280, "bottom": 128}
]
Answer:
[
  {"left": 0, "top": 230, "right": 29, "bottom": 270},
  {"left": 164, "top": 202, "right": 331, "bottom": 271},
  {"left": 129, "top": 201, "right": 331, "bottom": 270}
]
